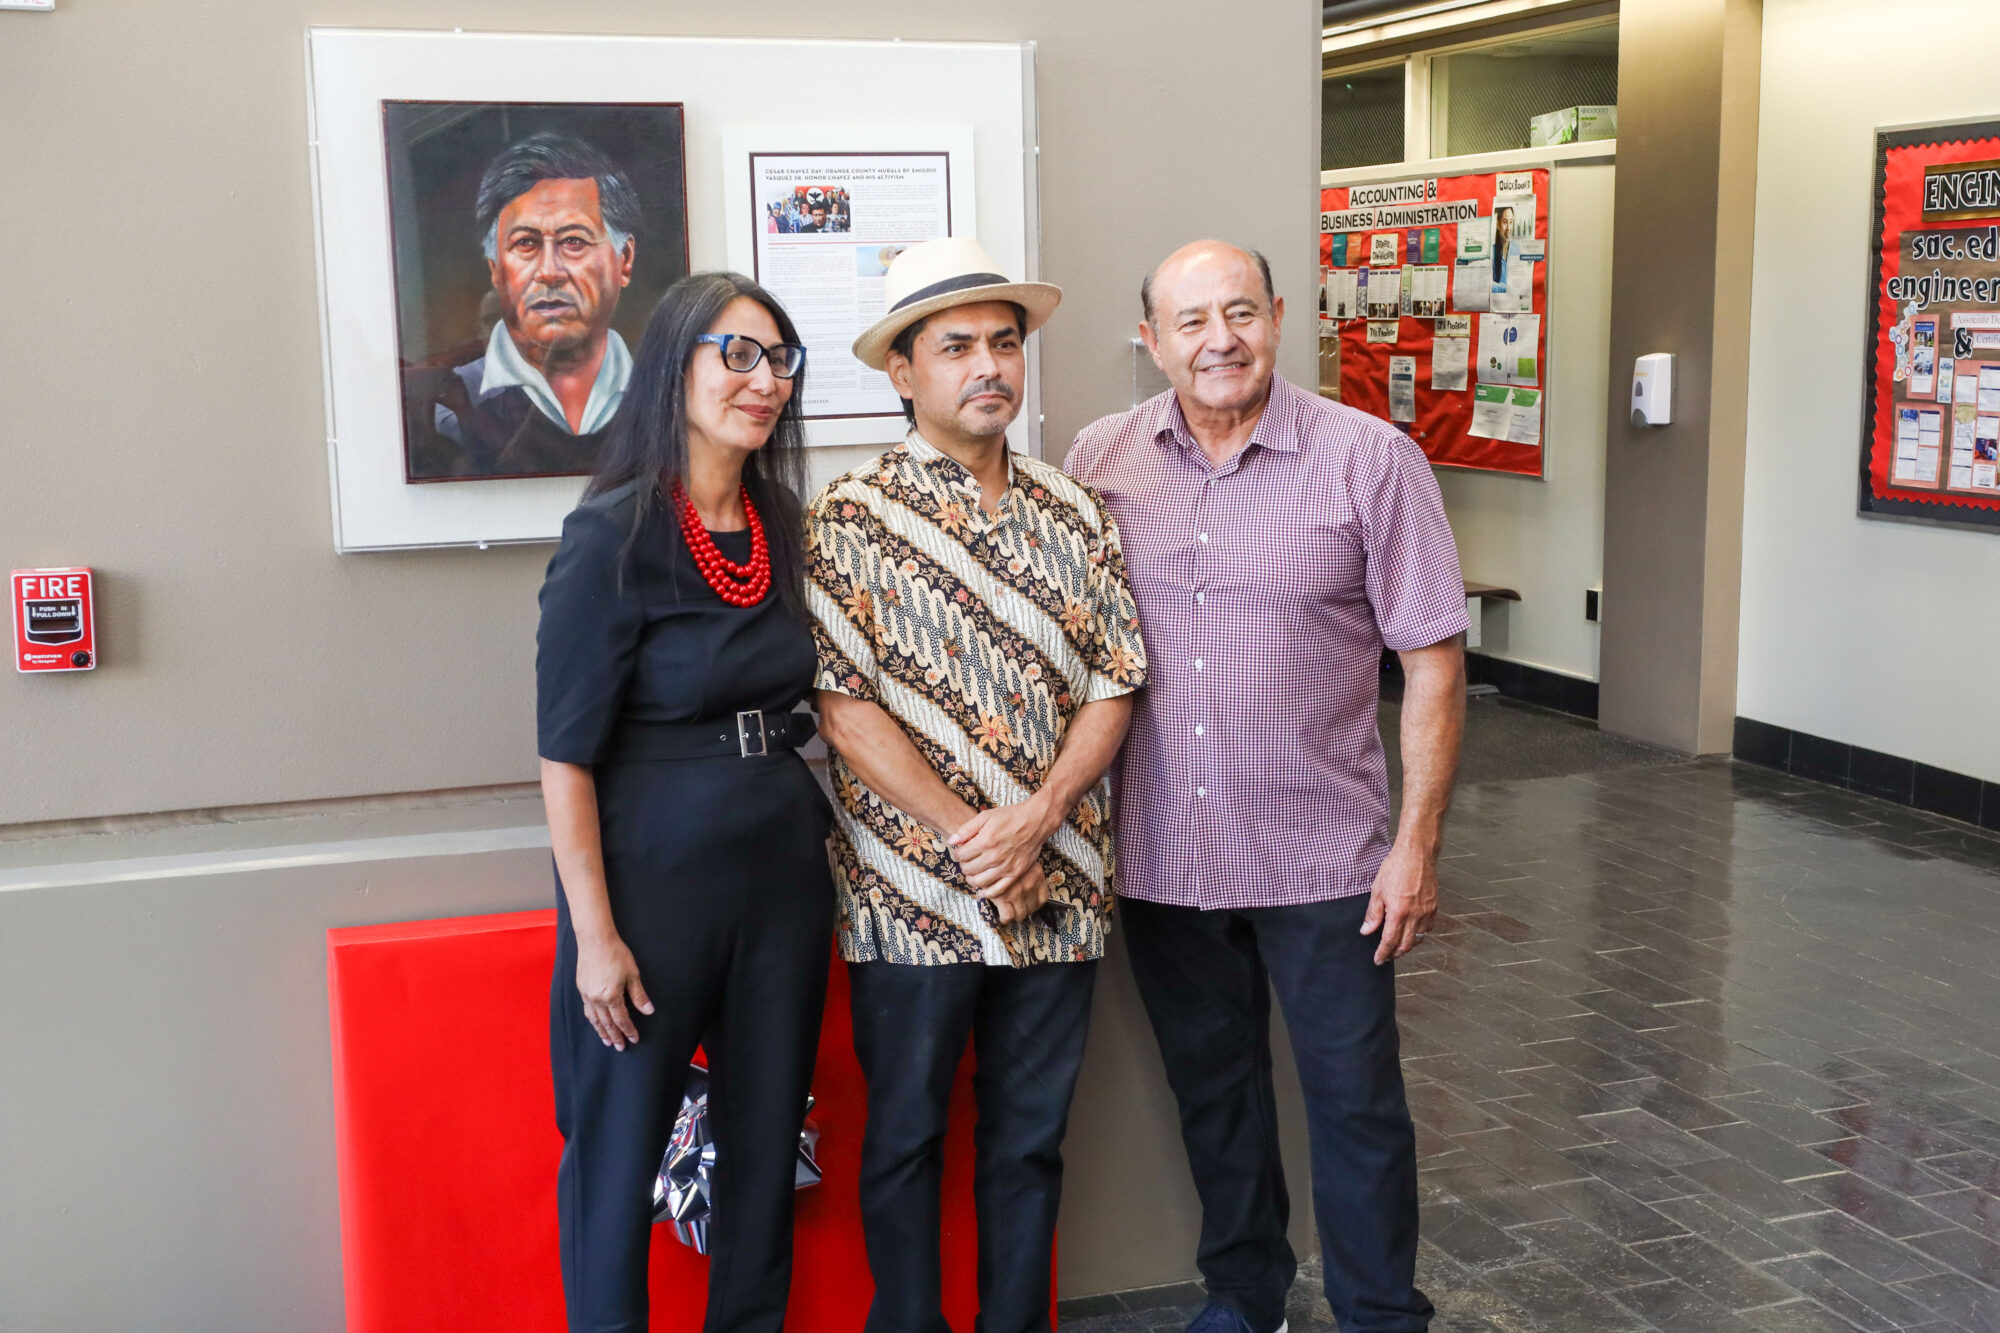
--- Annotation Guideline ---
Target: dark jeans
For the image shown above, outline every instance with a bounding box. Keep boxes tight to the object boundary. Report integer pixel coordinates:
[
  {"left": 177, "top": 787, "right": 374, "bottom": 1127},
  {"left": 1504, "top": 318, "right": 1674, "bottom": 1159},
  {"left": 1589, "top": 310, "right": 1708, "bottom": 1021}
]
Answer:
[
  {"left": 1122, "top": 893, "right": 1432, "bottom": 1333},
  {"left": 848, "top": 958, "right": 1099, "bottom": 1333}
]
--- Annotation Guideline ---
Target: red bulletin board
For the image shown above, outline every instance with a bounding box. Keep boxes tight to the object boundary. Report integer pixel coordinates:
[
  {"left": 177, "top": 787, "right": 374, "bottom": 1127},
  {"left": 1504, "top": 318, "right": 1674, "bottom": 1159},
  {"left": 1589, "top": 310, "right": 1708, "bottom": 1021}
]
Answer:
[
  {"left": 1319, "top": 167, "right": 1550, "bottom": 477},
  {"left": 1860, "top": 119, "right": 2000, "bottom": 530}
]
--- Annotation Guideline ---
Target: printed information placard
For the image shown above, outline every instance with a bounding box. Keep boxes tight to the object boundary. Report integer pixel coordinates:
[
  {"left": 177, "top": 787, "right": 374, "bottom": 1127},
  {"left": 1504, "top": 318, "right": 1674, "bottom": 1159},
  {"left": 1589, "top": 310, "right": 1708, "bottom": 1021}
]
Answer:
[
  {"left": 1861, "top": 118, "right": 2000, "bottom": 529},
  {"left": 1318, "top": 168, "right": 1551, "bottom": 477}
]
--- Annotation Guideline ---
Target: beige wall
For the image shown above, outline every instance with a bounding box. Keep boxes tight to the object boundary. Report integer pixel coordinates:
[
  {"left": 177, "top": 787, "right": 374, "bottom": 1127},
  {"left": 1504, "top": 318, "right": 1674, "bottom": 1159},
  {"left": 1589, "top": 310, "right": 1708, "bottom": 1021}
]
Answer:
[
  {"left": 1737, "top": 0, "right": 2000, "bottom": 783},
  {"left": 0, "top": 0, "right": 1318, "bottom": 828}
]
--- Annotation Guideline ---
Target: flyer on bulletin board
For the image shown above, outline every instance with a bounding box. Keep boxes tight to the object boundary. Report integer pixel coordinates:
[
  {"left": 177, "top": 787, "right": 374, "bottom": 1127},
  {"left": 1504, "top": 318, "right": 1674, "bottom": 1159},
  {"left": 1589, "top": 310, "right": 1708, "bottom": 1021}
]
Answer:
[
  {"left": 1318, "top": 167, "right": 1551, "bottom": 477},
  {"left": 1860, "top": 117, "right": 2000, "bottom": 530}
]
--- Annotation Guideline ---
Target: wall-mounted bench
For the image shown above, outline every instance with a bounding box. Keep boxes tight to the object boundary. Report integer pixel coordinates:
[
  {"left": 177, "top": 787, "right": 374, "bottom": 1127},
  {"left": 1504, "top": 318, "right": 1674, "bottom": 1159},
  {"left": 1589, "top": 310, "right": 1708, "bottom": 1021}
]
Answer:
[{"left": 1463, "top": 580, "right": 1520, "bottom": 654}]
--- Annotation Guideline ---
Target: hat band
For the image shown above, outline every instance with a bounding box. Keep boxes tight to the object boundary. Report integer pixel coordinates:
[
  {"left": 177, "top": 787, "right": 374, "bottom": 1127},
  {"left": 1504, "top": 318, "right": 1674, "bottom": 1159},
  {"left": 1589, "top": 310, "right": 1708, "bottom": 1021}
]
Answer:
[{"left": 889, "top": 271, "right": 1013, "bottom": 313}]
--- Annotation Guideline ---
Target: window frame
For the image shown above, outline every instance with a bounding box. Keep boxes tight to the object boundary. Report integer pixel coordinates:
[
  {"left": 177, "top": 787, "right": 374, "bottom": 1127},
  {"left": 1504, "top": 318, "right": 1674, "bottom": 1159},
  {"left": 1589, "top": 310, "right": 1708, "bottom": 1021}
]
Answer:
[
  {"left": 1319, "top": 55, "right": 1413, "bottom": 171},
  {"left": 1323, "top": 8, "right": 1619, "bottom": 169}
]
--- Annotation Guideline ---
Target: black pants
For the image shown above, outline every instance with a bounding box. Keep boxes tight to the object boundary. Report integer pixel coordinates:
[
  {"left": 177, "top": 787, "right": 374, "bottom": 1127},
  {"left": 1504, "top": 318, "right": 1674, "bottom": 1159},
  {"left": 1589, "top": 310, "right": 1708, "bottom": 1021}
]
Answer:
[
  {"left": 551, "top": 865, "right": 834, "bottom": 1333},
  {"left": 1121, "top": 894, "right": 1431, "bottom": 1333},
  {"left": 847, "top": 959, "right": 1098, "bottom": 1333}
]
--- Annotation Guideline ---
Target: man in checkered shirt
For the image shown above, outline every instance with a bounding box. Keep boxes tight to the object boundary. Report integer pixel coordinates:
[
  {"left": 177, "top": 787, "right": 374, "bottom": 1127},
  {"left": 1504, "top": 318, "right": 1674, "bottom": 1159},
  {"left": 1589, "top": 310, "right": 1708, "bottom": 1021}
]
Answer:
[{"left": 1067, "top": 240, "right": 1468, "bottom": 1333}]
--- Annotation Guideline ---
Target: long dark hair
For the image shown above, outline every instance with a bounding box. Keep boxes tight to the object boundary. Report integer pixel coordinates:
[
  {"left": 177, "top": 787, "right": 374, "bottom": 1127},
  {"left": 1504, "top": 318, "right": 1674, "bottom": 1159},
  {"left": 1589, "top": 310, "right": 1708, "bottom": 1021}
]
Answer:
[{"left": 588, "top": 271, "right": 810, "bottom": 614}]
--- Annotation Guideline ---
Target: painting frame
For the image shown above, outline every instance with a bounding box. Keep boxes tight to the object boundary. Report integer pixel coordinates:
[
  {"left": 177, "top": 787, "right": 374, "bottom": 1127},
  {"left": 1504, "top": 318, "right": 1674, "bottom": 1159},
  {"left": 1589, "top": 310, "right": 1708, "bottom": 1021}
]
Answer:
[{"left": 307, "top": 28, "right": 1040, "bottom": 551}]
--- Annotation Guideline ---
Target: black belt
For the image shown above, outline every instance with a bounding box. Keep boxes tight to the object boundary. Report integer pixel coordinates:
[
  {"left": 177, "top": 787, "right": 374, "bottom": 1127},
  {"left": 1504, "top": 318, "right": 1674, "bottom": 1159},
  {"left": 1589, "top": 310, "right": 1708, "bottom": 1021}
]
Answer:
[{"left": 603, "top": 709, "right": 818, "bottom": 763}]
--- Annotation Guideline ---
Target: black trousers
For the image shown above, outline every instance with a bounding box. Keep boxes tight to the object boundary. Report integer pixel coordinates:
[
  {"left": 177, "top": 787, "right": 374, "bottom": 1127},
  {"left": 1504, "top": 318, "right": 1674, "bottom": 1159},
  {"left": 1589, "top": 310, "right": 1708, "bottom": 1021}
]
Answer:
[
  {"left": 847, "top": 959, "right": 1098, "bottom": 1333},
  {"left": 551, "top": 861, "right": 834, "bottom": 1333},
  {"left": 1121, "top": 894, "right": 1432, "bottom": 1333}
]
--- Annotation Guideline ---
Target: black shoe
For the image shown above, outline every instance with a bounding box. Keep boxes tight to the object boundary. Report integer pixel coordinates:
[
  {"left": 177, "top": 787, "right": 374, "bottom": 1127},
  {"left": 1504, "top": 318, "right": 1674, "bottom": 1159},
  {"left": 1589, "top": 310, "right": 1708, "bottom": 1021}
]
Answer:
[{"left": 1184, "top": 1302, "right": 1287, "bottom": 1333}]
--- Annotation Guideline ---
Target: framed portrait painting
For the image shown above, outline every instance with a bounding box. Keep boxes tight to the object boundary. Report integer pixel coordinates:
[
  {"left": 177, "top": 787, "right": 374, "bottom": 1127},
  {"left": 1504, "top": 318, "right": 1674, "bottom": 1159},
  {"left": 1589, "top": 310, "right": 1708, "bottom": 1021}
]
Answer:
[
  {"left": 384, "top": 102, "right": 688, "bottom": 483},
  {"left": 308, "top": 28, "right": 1039, "bottom": 550}
]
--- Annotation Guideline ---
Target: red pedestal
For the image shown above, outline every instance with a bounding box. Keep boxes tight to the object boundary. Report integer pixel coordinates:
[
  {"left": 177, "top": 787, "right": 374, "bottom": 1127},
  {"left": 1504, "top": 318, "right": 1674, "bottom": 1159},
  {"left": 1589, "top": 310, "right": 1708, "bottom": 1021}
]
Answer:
[{"left": 329, "top": 910, "right": 1022, "bottom": 1331}]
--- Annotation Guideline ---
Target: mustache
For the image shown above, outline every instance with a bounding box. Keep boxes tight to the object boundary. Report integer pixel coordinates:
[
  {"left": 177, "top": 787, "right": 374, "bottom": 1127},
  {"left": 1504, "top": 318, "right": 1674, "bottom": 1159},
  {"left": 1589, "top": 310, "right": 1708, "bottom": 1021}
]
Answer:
[
  {"left": 523, "top": 287, "right": 578, "bottom": 310},
  {"left": 957, "top": 378, "right": 1016, "bottom": 406}
]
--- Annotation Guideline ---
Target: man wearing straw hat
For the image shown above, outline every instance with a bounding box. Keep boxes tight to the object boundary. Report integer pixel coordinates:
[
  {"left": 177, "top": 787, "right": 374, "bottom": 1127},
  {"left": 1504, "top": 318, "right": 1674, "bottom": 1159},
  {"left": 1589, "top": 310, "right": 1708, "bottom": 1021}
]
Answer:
[{"left": 807, "top": 236, "right": 1148, "bottom": 1332}]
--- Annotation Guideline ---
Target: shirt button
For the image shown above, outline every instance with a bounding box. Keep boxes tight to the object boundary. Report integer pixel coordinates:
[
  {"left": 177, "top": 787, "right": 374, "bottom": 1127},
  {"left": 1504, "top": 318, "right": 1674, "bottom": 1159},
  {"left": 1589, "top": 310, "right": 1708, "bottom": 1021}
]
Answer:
[
  {"left": 1196, "top": 786, "right": 1207, "bottom": 797},
  {"left": 1199, "top": 532, "right": 1209, "bottom": 543},
  {"left": 1195, "top": 591, "right": 1205, "bottom": 604},
  {"left": 1193, "top": 658, "right": 1203, "bottom": 671},
  {"left": 1195, "top": 725, "right": 1204, "bottom": 736}
]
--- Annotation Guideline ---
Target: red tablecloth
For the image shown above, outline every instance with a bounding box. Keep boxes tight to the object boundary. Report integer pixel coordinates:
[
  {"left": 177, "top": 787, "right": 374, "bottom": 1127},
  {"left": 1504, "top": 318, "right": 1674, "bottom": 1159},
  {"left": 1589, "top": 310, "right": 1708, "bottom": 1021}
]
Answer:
[{"left": 329, "top": 909, "right": 1022, "bottom": 1330}]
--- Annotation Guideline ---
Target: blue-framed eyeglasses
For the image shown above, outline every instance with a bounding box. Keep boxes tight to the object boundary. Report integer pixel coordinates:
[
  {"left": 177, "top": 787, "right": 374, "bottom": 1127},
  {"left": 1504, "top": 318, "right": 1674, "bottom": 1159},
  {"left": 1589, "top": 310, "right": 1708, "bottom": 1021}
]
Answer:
[{"left": 694, "top": 333, "right": 806, "bottom": 379}]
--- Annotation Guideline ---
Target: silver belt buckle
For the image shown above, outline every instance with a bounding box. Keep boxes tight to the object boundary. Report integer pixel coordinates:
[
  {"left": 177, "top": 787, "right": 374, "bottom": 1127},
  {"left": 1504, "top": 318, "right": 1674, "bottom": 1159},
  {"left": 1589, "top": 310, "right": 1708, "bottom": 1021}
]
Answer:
[{"left": 737, "top": 709, "right": 769, "bottom": 758}]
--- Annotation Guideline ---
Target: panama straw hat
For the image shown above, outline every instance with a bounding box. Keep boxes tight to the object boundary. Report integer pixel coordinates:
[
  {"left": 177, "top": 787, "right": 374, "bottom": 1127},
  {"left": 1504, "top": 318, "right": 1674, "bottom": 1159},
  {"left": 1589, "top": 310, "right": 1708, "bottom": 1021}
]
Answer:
[{"left": 852, "top": 236, "right": 1061, "bottom": 371}]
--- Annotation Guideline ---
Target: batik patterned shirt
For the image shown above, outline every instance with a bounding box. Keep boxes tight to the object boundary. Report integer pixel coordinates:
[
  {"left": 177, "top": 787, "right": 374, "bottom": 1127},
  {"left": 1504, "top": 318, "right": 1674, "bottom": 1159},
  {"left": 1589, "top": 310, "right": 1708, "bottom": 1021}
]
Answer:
[{"left": 807, "top": 432, "right": 1148, "bottom": 967}]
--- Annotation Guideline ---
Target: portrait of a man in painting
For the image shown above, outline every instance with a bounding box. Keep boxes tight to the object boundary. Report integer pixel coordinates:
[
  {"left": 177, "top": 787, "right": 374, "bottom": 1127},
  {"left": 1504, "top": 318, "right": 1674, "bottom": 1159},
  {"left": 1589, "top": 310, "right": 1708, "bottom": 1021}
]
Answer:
[{"left": 386, "top": 103, "right": 688, "bottom": 482}]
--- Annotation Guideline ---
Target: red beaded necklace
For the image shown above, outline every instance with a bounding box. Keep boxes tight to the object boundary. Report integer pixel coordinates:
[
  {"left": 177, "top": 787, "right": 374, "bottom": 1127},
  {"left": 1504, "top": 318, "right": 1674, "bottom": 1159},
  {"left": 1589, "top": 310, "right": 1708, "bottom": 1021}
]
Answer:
[{"left": 671, "top": 478, "right": 772, "bottom": 607}]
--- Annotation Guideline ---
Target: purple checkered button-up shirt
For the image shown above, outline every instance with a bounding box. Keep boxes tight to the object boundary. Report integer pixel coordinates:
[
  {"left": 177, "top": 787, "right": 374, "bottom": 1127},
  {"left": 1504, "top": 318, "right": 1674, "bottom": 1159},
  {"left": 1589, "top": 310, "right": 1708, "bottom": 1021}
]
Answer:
[{"left": 1065, "top": 373, "right": 1468, "bottom": 911}]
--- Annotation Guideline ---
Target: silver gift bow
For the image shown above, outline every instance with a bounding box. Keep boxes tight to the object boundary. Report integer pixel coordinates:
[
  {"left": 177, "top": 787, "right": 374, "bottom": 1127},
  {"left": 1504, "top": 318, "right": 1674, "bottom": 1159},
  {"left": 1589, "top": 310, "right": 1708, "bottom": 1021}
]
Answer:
[{"left": 652, "top": 1063, "right": 823, "bottom": 1254}]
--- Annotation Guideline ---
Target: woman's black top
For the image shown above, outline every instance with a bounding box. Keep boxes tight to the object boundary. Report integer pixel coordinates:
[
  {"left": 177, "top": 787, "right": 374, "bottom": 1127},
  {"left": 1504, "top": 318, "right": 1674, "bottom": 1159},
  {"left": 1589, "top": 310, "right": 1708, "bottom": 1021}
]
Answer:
[
  {"left": 538, "top": 481, "right": 817, "bottom": 760},
  {"left": 536, "top": 481, "right": 831, "bottom": 931}
]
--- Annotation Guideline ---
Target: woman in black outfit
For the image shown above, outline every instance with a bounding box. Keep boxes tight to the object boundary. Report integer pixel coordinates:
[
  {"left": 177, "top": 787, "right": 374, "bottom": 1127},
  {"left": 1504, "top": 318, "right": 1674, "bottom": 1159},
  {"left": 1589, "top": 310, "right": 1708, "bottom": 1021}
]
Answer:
[{"left": 537, "top": 271, "right": 835, "bottom": 1333}]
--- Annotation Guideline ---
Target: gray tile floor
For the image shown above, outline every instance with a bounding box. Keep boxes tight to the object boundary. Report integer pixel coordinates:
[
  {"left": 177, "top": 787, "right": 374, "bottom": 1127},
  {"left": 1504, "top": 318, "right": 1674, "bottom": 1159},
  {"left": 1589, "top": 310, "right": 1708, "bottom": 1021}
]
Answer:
[{"left": 1060, "top": 757, "right": 2000, "bottom": 1331}]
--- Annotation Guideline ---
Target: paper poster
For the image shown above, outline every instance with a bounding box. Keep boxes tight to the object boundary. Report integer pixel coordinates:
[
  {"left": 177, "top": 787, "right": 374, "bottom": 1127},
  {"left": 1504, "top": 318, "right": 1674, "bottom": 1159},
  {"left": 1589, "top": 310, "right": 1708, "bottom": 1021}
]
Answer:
[
  {"left": 1910, "top": 320, "right": 1938, "bottom": 397},
  {"left": 1431, "top": 336, "right": 1469, "bottom": 391},
  {"left": 1937, "top": 358, "right": 1956, "bottom": 404},
  {"left": 1327, "top": 234, "right": 1349, "bottom": 267},
  {"left": 1421, "top": 228, "right": 1441, "bottom": 264},
  {"left": 1369, "top": 232, "right": 1399, "bottom": 267},
  {"left": 1388, "top": 356, "right": 1416, "bottom": 422},
  {"left": 1366, "top": 266, "right": 1401, "bottom": 319},
  {"left": 1326, "top": 268, "right": 1360, "bottom": 320},
  {"left": 1451, "top": 259, "right": 1491, "bottom": 313},
  {"left": 1517, "top": 238, "right": 1547, "bottom": 262},
  {"left": 1957, "top": 368, "right": 1980, "bottom": 405},
  {"left": 1435, "top": 314, "right": 1472, "bottom": 338},
  {"left": 1494, "top": 174, "right": 1537, "bottom": 241},
  {"left": 1979, "top": 365, "right": 2000, "bottom": 413},
  {"left": 1896, "top": 406, "right": 1921, "bottom": 449},
  {"left": 1468, "top": 384, "right": 1511, "bottom": 438},
  {"left": 1366, "top": 320, "right": 1400, "bottom": 344},
  {"left": 1399, "top": 265, "right": 1414, "bottom": 317},
  {"left": 1491, "top": 253, "right": 1534, "bottom": 313},
  {"left": 1897, "top": 411, "right": 1942, "bottom": 482},
  {"left": 1505, "top": 387, "right": 1542, "bottom": 445},
  {"left": 1477, "top": 314, "right": 1540, "bottom": 385},
  {"left": 1410, "top": 265, "right": 1449, "bottom": 318},
  {"left": 1456, "top": 215, "right": 1492, "bottom": 264},
  {"left": 748, "top": 146, "right": 954, "bottom": 419},
  {"left": 1976, "top": 462, "right": 1999, "bottom": 489}
]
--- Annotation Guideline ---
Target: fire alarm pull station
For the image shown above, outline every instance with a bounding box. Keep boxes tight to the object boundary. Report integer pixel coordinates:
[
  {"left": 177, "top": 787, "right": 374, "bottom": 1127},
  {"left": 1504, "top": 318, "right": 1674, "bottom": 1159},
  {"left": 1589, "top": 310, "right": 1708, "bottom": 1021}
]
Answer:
[{"left": 11, "top": 568, "right": 96, "bottom": 673}]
